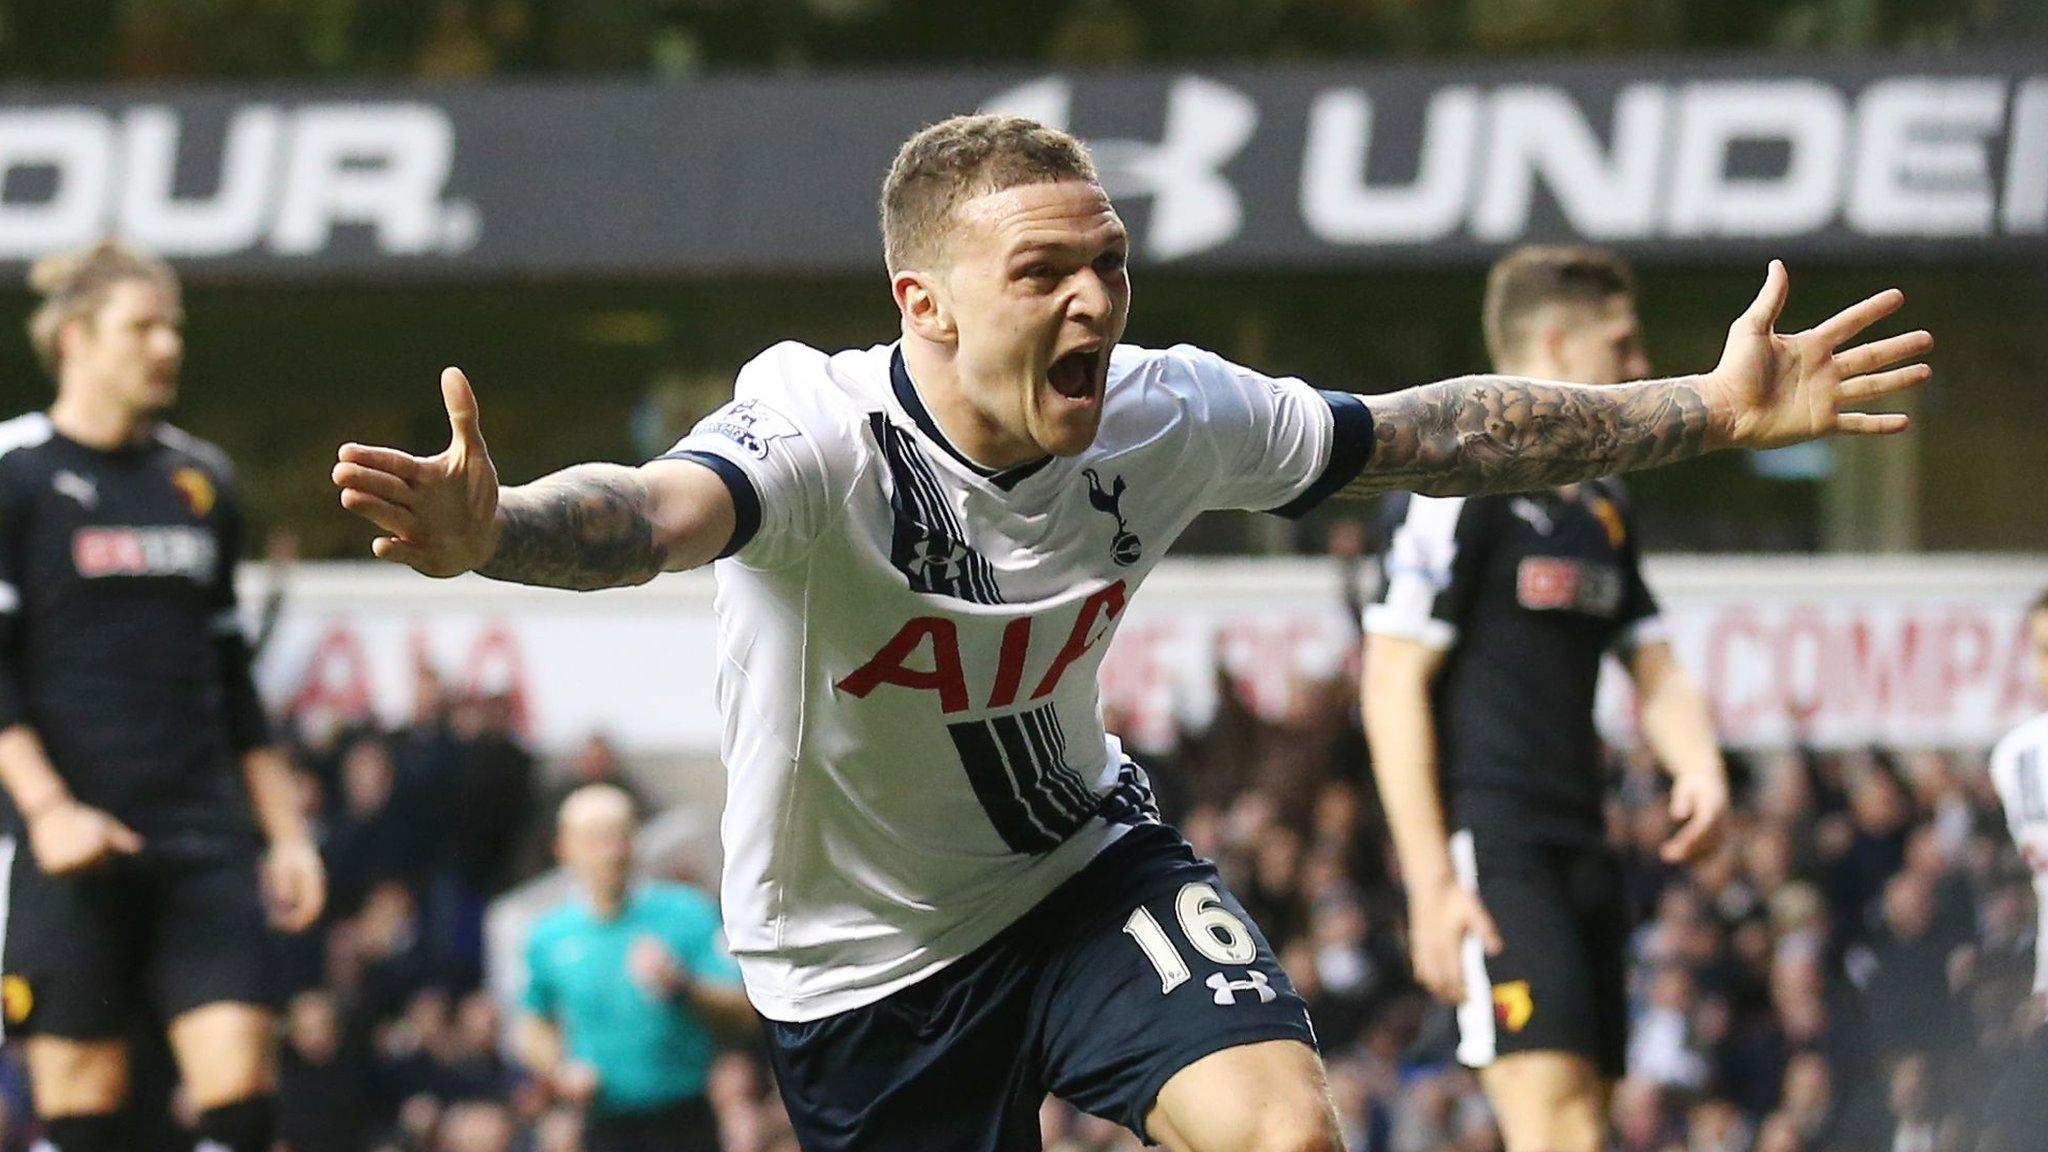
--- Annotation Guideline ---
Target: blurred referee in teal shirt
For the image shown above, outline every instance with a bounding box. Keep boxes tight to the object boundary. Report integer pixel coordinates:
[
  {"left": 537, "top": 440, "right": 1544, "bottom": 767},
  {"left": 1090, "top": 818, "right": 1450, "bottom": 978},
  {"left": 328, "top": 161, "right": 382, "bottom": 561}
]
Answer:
[{"left": 516, "top": 784, "right": 755, "bottom": 1152}]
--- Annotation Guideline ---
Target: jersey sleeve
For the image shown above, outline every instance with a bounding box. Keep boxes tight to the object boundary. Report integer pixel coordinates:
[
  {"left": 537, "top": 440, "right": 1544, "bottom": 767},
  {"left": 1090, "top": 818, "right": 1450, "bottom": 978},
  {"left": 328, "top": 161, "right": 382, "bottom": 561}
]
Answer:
[
  {"left": 521, "top": 923, "right": 561, "bottom": 1018},
  {"left": 656, "top": 342, "right": 853, "bottom": 571},
  {"left": 1609, "top": 487, "right": 1668, "bottom": 655},
  {"left": 1168, "top": 345, "right": 1375, "bottom": 518},
  {"left": 1362, "top": 494, "right": 1487, "bottom": 651},
  {"left": 208, "top": 473, "right": 272, "bottom": 754}
]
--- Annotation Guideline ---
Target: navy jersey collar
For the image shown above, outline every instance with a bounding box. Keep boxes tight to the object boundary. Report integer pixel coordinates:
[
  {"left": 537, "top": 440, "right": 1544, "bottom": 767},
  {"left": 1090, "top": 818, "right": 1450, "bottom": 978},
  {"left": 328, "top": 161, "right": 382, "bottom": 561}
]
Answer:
[{"left": 889, "top": 346, "right": 1053, "bottom": 492}]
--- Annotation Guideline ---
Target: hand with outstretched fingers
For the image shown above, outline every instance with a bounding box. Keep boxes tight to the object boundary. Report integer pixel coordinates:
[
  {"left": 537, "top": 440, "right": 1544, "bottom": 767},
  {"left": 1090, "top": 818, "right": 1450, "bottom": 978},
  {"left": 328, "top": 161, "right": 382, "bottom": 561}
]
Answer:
[
  {"left": 332, "top": 367, "right": 500, "bottom": 578},
  {"left": 1701, "top": 261, "right": 1934, "bottom": 450}
]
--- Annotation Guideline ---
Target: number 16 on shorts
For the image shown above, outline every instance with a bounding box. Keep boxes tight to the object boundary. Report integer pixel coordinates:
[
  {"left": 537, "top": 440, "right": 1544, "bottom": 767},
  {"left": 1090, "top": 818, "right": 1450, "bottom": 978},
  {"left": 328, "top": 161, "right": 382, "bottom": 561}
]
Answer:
[{"left": 1122, "top": 882, "right": 1277, "bottom": 1004}]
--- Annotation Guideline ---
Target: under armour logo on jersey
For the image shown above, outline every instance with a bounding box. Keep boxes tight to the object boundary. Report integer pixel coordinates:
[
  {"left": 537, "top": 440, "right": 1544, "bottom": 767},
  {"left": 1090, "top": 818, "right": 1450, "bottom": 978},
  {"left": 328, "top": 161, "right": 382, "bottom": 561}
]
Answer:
[
  {"left": 52, "top": 470, "right": 97, "bottom": 509},
  {"left": 1510, "top": 497, "right": 1553, "bottom": 535},
  {"left": 906, "top": 534, "right": 970, "bottom": 584},
  {"left": 1207, "top": 970, "right": 1277, "bottom": 1006},
  {"left": 1083, "top": 469, "right": 1143, "bottom": 566}
]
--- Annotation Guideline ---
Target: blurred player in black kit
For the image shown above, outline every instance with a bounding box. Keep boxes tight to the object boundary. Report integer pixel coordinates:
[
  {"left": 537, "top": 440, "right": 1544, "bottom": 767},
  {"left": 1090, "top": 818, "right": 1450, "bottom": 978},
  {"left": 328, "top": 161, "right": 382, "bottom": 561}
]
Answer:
[
  {"left": 1363, "top": 247, "right": 1730, "bottom": 1152},
  {"left": 0, "top": 241, "right": 325, "bottom": 1152}
]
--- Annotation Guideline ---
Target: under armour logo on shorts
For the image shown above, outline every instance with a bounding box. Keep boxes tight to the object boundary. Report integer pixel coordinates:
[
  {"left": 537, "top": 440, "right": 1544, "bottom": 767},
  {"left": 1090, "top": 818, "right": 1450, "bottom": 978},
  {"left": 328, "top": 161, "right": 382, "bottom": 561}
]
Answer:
[{"left": 1206, "top": 970, "right": 1276, "bottom": 1006}]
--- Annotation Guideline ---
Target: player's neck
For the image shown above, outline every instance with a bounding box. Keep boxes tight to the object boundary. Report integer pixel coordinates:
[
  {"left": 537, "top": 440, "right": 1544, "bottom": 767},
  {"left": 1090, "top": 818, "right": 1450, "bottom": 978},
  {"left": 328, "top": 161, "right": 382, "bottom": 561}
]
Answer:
[
  {"left": 48, "top": 390, "right": 156, "bottom": 451},
  {"left": 899, "top": 340, "right": 1044, "bottom": 471},
  {"left": 583, "top": 879, "right": 630, "bottom": 919}
]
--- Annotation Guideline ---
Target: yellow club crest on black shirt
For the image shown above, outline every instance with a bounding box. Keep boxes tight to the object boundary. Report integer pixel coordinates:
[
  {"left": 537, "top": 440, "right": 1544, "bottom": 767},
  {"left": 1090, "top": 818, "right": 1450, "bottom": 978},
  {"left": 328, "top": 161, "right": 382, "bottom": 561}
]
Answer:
[
  {"left": 2, "top": 973, "right": 32, "bottom": 1026},
  {"left": 1589, "top": 495, "right": 1626, "bottom": 550},
  {"left": 1492, "top": 979, "right": 1534, "bottom": 1033},
  {"left": 170, "top": 467, "right": 216, "bottom": 518}
]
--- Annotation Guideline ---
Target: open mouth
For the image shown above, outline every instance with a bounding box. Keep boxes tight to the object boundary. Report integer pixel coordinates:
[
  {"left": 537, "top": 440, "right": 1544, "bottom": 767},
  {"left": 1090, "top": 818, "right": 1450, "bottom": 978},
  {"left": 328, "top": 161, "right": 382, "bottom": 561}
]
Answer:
[{"left": 1048, "top": 348, "right": 1101, "bottom": 401}]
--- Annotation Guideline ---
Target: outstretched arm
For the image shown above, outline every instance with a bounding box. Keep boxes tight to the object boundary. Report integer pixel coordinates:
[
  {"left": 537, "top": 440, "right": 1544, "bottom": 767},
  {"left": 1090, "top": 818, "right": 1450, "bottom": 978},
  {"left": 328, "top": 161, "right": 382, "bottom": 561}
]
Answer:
[
  {"left": 334, "top": 368, "right": 736, "bottom": 589},
  {"left": 1345, "top": 261, "right": 1932, "bottom": 499}
]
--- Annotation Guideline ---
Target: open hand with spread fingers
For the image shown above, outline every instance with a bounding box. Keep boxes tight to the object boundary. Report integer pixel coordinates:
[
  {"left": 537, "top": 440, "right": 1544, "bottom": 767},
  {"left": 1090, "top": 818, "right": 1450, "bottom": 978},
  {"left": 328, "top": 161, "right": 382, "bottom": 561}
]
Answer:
[
  {"left": 1702, "top": 260, "right": 1934, "bottom": 451},
  {"left": 332, "top": 367, "right": 501, "bottom": 577}
]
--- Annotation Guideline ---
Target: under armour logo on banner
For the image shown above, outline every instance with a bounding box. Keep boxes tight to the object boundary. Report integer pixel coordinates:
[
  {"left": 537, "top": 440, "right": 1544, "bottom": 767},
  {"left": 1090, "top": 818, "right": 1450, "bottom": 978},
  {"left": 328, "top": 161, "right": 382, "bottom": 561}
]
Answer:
[
  {"left": 1207, "top": 970, "right": 1277, "bottom": 1006},
  {"left": 982, "top": 76, "right": 1258, "bottom": 261}
]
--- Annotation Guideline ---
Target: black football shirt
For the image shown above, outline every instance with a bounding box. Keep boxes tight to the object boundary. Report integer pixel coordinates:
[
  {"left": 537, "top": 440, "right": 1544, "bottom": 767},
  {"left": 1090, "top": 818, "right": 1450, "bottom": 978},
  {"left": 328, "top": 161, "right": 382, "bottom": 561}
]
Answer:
[
  {"left": 0, "top": 413, "right": 268, "bottom": 854},
  {"left": 1367, "top": 478, "right": 1662, "bottom": 844}
]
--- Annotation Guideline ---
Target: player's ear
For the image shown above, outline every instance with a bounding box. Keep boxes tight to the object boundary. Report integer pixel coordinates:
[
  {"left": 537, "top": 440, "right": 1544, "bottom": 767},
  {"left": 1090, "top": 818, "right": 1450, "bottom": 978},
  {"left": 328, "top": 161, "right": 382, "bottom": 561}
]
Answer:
[
  {"left": 55, "top": 313, "right": 93, "bottom": 365},
  {"left": 1535, "top": 316, "right": 1573, "bottom": 380},
  {"left": 893, "top": 269, "right": 956, "bottom": 346}
]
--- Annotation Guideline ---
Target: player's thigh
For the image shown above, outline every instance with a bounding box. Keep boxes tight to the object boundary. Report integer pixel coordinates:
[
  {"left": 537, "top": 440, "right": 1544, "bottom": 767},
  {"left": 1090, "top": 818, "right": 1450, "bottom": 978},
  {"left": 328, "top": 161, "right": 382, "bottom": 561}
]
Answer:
[
  {"left": 1478, "top": 1050, "right": 1608, "bottom": 1152},
  {"left": 151, "top": 857, "right": 279, "bottom": 1106},
  {"left": 1034, "top": 837, "right": 1318, "bottom": 1145},
  {"left": 167, "top": 1001, "right": 278, "bottom": 1107},
  {"left": 1146, "top": 1040, "right": 1340, "bottom": 1152},
  {"left": 23, "top": 1036, "right": 131, "bottom": 1117},
  {"left": 761, "top": 940, "right": 1045, "bottom": 1152},
  {"left": 1456, "top": 834, "right": 1610, "bottom": 1074}
]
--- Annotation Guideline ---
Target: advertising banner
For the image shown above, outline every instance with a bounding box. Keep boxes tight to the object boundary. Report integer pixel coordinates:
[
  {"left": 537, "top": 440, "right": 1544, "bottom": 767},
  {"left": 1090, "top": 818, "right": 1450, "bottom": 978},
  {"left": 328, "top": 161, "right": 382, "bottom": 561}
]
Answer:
[
  {"left": 4, "top": 55, "right": 2040, "bottom": 278},
  {"left": 254, "top": 556, "right": 2045, "bottom": 756}
]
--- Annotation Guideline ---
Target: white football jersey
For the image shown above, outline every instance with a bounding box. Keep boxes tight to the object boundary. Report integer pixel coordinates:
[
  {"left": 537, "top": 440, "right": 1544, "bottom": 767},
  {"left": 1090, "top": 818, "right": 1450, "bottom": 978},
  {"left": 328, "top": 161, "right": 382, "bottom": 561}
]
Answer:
[
  {"left": 1990, "top": 713, "right": 2048, "bottom": 993},
  {"left": 662, "top": 340, "right": 1371, "bottom": 1020}
]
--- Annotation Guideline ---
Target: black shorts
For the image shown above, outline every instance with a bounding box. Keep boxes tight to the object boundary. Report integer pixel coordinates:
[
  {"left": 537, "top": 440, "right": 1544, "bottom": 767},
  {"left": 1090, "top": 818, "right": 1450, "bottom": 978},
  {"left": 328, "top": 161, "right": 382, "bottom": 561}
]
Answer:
[
  {"left": 584, "top": 1095, "right": 719, "bottom": 1152},
  {"left": 1449, "top": 828, "right": 1629, "bottom": 1077},
  {"left": 763, "top": 825, "right": 1317, "bottom": 1152},
  {"left": 0, "top": 836, "right": 275, "bottom": 1040}
]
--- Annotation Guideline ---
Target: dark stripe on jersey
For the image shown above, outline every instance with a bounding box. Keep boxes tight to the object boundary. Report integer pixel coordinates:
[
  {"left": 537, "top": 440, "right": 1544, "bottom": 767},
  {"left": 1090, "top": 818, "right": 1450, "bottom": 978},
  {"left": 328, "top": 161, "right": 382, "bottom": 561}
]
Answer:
[
  {"left": 661, "top": 450, "right": 761, "bottom": 559},
  {"left": 947, "top": 702, "right": 1101, "bottom": 853},
  {"left": 989, "top": 711, "right": 1079, "bottom": 836},
  {"left": 1269, "top": 390, "right": 1376, "bottom": 520},
  {"left": 948, "top": 719, "right": 1058, "bottom": 852},
  {"left": 1031, "top": 705, "right": 1100, "bottom": 817},
  {"left": 1095, "top": 761, "right": 1162, "bottom": 828},
  {"left": 869, "top": 414, "right": 1005, "bottom": 604},
  {"left": 891, "top": 347, "right": 1053, "bottom": 491}
]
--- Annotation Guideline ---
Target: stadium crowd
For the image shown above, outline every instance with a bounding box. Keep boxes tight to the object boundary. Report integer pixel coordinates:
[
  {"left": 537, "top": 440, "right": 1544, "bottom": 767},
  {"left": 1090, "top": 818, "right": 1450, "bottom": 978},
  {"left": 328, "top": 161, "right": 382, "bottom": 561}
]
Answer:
[{"left": 0, "top": 554, "right": 2034, "bottom": 1152}]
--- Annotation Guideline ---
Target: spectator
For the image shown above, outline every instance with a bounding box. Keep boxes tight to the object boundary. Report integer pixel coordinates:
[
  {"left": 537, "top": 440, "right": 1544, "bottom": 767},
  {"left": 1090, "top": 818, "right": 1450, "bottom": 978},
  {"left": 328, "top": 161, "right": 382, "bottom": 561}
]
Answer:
[
  {"left": 279, "top": 991, "right": 372, "bottom": 1152},
  {"left": 326, "top": 733, "right": 410, "bottom": 917},
  {"left": 1854, "top": 873, "right": 1970, "bottom": 1062},
  {"left": 515, "top": 784, "right": 754, "bottom": 1152},
  {"left": 435, "top": 1100, "right": 516, "bottom": 1152}
]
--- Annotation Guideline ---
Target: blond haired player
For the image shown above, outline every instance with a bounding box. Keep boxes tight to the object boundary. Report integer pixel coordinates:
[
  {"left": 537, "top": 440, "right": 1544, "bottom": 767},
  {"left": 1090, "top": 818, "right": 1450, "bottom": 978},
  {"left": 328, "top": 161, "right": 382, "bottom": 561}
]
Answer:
[{"left": 0, "top": 242, "right": 324, "bottom": 1152}]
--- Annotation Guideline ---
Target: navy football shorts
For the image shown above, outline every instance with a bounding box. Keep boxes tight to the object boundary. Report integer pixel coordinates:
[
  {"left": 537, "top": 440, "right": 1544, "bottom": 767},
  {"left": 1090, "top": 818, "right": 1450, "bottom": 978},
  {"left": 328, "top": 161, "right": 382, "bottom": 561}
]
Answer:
[{"left": 763, "top": 824, "right": 1317, "bottom": 1151}]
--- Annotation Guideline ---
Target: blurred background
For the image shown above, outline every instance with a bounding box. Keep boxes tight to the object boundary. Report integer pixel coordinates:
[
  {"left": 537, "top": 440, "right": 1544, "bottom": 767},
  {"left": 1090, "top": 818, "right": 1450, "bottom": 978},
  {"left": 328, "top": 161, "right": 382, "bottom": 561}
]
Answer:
[{"left": 1, "top": 2, "right": 2046, "bottom": 1151}]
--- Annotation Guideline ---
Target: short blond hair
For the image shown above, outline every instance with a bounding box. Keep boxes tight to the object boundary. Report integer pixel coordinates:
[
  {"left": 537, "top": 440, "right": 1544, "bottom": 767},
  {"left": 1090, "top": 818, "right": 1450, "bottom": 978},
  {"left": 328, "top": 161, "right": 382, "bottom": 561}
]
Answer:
[
  {"left": 880, "top": 115, "right": 1099, "bottom": 274},
  {"left": 26, "top": 239, "right": 179, "bottom": 377},
  {"left": 1482, "top": 245, "right": 1635, "bottom": 370}
]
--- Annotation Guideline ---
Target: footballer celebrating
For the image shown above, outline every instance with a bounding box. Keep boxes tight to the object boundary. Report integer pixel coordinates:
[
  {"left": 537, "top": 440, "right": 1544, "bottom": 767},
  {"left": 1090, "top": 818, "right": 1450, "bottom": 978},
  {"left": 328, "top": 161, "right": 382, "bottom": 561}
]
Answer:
[
  {"left": 0, "top": 242, "right": 325, "bottom": 1152},
  {"left": 1363, "top": 247, "right": 1729, "bottom": 1152},
  {"left": 334, "top": 117, "right": 1929, "bottom": 1152}
]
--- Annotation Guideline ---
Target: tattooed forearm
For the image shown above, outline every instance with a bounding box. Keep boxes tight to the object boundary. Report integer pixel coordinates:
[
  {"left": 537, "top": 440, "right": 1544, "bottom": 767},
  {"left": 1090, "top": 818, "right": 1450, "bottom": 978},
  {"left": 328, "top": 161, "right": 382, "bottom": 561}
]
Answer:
[
  {"left": 1348, "top": 375, "right": 1718, "bottom": 499},
  {"left": 477, "top": 464, "right": 665, "bottom": 591}
]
